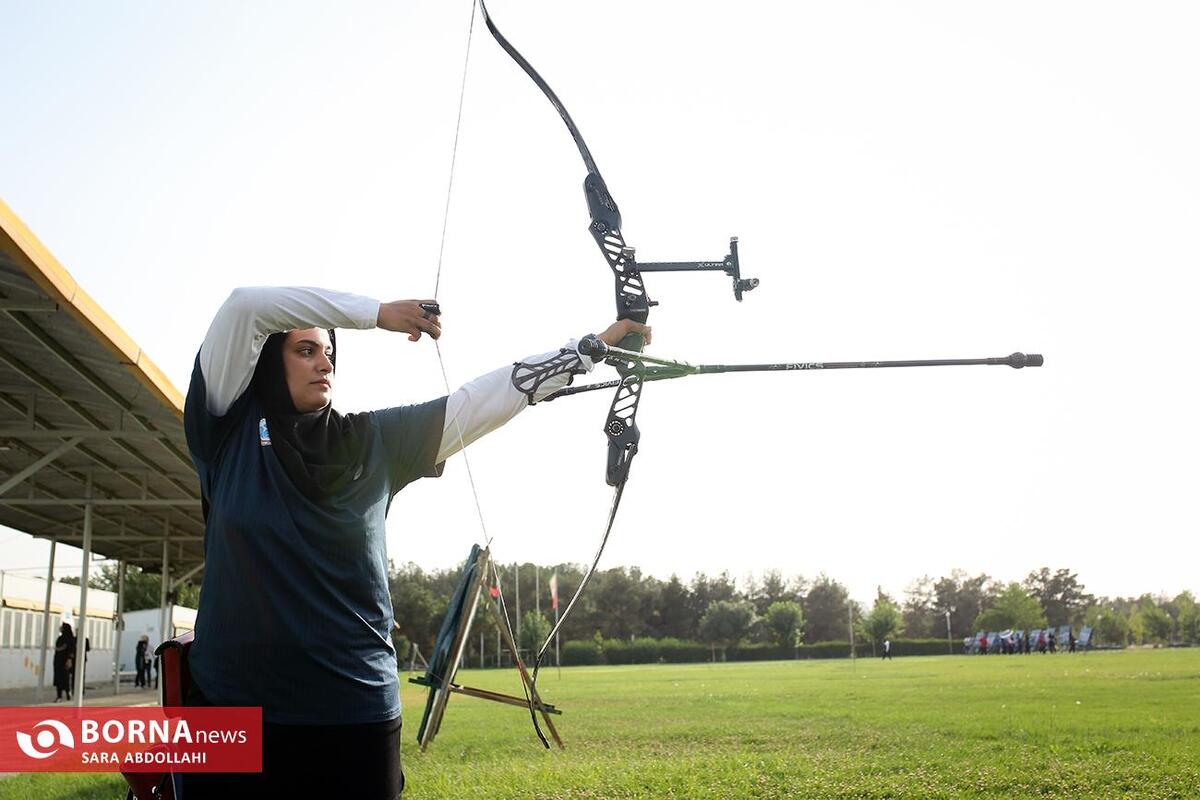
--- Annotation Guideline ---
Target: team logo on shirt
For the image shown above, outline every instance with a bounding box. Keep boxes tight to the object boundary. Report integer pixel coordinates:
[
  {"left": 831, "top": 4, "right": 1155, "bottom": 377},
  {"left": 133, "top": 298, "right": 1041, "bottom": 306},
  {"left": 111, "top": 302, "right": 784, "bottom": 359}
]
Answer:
[{"left": 258, "top": 418, "right": 271, "bottom": 446}]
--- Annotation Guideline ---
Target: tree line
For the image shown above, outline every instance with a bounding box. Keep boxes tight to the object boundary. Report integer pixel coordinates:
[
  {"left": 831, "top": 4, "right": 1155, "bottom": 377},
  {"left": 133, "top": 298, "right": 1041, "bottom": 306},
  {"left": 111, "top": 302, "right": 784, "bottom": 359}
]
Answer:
[
  {"left": 74, "top": 563, "right": 1199, "bottom": 660},
  {"left": 384, "top": 562, "right": 1200, "bottom": 661}
]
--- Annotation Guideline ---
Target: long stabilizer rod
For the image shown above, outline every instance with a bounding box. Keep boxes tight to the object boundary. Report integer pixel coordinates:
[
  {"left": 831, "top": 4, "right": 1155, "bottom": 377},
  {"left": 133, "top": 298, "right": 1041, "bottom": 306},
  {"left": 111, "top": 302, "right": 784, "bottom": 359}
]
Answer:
[
  {"left": 543, "top": 338, "right": 1043, "bottom": 401},
  {"left": 690, "top": 353, "right": 1045, "bottom": 372}
]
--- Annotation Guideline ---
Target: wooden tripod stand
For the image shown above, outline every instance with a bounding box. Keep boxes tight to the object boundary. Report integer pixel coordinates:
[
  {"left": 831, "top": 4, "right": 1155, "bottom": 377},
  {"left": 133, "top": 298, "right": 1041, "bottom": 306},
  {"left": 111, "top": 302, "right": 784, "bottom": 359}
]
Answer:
[{"left": 410, "top": 545, "right": 563, "bottom": 750}]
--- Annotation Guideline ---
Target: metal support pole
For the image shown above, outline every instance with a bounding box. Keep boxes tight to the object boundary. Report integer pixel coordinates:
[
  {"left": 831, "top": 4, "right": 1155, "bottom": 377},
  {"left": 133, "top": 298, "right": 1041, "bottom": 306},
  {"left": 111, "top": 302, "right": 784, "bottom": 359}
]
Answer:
[
  {"left": 35, "top": 539, "right": 57, "bottom": 703},
  {"left": 114, "top": 560, "right": 126, "bottom": 695},
  {"left": 848, "top": 602, "right": 855, "bottom": 668},
  {"left": 73, "top": 475, "right": 93, "bottom": 707},
  {"left": 159, "top": 520, "right": 171, "bottom": 650},
  {"left": 553, "top": 571, "right": 561, "bottom": 676}
]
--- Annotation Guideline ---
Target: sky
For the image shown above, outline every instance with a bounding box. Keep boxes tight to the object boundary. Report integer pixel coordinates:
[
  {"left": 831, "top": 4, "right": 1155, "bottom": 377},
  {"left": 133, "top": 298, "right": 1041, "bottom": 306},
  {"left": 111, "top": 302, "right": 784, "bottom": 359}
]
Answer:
[{"left": 1, "top": 1, "right": 1197, "bottom": 607}]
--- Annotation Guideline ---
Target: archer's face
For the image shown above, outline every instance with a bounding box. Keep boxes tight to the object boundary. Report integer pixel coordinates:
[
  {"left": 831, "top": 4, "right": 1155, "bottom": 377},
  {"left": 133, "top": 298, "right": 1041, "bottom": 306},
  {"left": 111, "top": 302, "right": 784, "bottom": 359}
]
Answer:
[{"left": 283, "top": 328, "right": 334, "bottom": 412}]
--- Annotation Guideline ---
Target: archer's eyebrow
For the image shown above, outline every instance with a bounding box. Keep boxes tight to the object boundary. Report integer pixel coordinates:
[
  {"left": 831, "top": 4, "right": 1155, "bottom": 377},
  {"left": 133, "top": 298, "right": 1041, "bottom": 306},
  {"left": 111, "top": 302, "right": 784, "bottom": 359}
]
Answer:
[{"left": 296, "top": 339, "right": 333, "bottom": 354}]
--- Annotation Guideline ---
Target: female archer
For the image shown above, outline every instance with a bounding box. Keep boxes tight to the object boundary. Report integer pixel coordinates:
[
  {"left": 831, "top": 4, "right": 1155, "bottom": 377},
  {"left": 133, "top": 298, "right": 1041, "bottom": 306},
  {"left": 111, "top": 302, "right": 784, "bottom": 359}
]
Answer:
[{"left": 179, "top": 286, "right": 647, "bottom": 798}]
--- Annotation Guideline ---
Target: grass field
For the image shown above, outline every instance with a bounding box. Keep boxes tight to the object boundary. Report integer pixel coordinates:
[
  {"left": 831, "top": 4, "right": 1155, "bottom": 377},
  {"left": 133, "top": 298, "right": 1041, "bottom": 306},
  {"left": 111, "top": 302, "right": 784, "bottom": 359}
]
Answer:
[{"left": 2, "top": 649, "right": 1197, "bottom": 798}]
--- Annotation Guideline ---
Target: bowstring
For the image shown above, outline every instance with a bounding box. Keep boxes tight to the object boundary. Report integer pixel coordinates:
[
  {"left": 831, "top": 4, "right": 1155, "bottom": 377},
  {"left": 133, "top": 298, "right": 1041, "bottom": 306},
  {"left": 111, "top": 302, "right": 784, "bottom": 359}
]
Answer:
[
  {"left": 431, "top": 0, "right": 546, "bottom": 746},
  {"left": 432, "top": 0, "right": 490, "bottom": 548},
  {"left": 490, "top": 558, "right": 549, "bottom": 748}
]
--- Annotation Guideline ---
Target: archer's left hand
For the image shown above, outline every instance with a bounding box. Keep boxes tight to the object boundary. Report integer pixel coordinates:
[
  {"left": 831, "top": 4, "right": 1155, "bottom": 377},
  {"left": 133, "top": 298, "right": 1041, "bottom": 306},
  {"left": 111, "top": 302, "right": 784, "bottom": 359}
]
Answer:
[{"left": 598, "top": 319, "right": 652, "bottom": 347}]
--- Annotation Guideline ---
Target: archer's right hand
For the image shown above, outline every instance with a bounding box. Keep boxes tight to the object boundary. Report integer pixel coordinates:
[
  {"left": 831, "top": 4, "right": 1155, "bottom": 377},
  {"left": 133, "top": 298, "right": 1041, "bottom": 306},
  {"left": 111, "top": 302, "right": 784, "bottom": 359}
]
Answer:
[{"left": 377, "top": 300, "right": 442, "bottom": 342}]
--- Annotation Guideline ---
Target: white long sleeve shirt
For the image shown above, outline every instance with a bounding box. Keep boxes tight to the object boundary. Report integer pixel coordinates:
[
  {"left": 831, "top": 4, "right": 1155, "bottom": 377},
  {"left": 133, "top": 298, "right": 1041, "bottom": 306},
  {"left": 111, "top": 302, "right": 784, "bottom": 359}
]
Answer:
[{"left": 197, "top": 286, "right": 595, "bottom": 465}]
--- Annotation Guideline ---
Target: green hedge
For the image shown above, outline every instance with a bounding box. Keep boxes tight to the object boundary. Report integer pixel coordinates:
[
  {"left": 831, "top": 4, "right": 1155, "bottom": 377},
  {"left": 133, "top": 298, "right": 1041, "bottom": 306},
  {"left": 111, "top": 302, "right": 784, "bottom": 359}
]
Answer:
[
  {"left": 728, "top": 644, "right": 795, "bottom": 661},
  {"left": 795, "top": 641, "right": 873, "bottom": 659},
  {"left": 656, "top": 638, "right": 714, "bottom": 663},
  {"left": 561, "top": 639, "right": 602, "bottom": 666},
  {"left": 890, "top": 638, "right": 957, "bottom": 657},
  {"left": 555, "top": 637, "right": 956, "bottom": 666}
]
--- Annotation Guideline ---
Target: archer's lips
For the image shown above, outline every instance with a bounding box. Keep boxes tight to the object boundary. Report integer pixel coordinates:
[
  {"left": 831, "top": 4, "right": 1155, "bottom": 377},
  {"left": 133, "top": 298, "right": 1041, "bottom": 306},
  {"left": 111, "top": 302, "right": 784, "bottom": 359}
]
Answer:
[{"left": 313, "top": 380, "right": 331, "bottom": 389}]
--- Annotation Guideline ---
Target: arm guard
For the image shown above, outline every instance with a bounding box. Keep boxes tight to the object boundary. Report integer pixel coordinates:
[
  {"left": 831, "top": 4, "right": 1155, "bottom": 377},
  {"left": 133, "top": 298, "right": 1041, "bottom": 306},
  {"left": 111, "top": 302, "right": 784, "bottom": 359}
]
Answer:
[{"left": 511, "top": 346, "right": 588, "bottom": 405}]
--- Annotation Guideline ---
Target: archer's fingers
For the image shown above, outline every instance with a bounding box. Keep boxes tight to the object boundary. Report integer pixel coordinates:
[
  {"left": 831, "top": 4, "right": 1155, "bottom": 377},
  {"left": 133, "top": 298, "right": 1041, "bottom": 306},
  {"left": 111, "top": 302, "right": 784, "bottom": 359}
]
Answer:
[
  {"left": 628, "top": 321, "right": 652, "bottom": 346},
  {"left": 641, "top": 324, "right": 652, "bottom": 346},
  {"left": 412, "top": 316, "right": 442, "bottom": 341}
]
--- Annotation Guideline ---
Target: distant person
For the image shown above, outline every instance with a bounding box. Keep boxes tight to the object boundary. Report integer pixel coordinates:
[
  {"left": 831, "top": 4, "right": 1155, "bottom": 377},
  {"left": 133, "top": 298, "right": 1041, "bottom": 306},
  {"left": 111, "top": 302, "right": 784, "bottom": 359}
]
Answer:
[
  {"left": 1024, "top": 633, "right": 1032, "bottom": 655},
  {"left": 1037, "top": 631, "right": 1047, "bottom": 654},
  {"left": 68, "top": 635, "right": 91, "bottom": 696},
  {"left": 979, "top": 633, "right": 988, "bottom": 655},
  {"left": 882, "top": 639, "right": 892, "bottom": 660},
  {"left": 145, "top": 636, "right": 155, "bottom": 686},
  {"left": 1048, "top": 630, "right": 1057, "bottom": 654},
  {"left": 52, "top": 622, "right": 75, "bottom": 702},
  {"left": 1069, "top": 630, "right": 1076, "bottom": 654},
  {"left": 135, "top": 635, "right": 150, "bottom": 688}
]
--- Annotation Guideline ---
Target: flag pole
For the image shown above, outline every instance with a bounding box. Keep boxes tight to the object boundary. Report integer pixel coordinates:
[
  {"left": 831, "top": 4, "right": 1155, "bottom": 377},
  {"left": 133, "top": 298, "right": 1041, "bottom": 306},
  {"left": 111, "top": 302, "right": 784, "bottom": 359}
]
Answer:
[{"left": 551, "top": 570, "right": 561, "bottom": 679}]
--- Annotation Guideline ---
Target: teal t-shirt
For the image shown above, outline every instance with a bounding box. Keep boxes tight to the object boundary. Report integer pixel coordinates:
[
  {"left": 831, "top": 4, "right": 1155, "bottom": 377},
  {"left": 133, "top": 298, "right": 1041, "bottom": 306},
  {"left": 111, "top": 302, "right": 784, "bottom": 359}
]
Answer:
[{"left": 183, "top": 352, "right": 446, "bottom": 724}]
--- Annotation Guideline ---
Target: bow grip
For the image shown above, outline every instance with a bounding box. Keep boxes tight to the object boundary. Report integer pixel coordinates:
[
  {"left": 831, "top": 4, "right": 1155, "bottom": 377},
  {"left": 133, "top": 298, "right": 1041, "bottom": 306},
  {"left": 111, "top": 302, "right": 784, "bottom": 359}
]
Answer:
[{"left": 616, "top": 331, "right": 645, "bottom": 353}]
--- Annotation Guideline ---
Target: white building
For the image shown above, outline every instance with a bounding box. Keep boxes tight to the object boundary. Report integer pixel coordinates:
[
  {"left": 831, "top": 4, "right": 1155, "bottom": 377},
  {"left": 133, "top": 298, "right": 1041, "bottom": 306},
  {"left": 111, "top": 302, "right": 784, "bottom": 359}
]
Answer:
[
  {"left": 0, "top": 571, "right": 116, "bottom": 691},
  {"left": 117, "top": 606, "right": 196, "bottom": 676},
  {"left": 0, "top": 571, "right": 193, "bottom": 693}
]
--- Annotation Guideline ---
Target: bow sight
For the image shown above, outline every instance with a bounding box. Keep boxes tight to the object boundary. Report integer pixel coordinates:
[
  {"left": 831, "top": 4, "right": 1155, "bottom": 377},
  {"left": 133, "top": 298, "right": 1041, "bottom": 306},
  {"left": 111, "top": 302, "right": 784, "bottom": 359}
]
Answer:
[{"left": 618, "top": 237, "right": 760, "bottom": 304}]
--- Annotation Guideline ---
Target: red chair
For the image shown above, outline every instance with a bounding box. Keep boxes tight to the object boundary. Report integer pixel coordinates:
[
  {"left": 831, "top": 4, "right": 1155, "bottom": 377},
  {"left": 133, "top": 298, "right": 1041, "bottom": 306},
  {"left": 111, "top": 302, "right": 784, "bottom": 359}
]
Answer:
[{"left": 122, "top": 629, "right": 194, "bottom": 800}]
